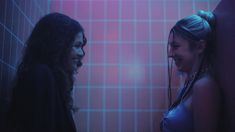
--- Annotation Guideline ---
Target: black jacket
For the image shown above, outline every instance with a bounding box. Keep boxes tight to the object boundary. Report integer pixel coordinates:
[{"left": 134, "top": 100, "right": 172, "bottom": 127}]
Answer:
[{"left": 4, "top": 64, "right": 76, "bottom": 132}]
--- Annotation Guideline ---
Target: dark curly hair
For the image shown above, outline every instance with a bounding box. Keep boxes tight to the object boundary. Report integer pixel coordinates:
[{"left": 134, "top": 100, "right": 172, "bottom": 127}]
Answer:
[{"left": 15, "top": 12, "right": 86, "bottom": 111}]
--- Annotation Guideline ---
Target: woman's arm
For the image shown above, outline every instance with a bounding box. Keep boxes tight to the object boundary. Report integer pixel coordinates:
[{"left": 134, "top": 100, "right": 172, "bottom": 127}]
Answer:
[{"left": 192, "top": 76, "right": 221, "bottom": 132}]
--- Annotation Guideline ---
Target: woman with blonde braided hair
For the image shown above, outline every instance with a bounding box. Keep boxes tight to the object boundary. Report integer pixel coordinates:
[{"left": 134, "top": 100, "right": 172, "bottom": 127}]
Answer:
[{"left": 160, "top": 10, "right": 222, "bottom": 132}]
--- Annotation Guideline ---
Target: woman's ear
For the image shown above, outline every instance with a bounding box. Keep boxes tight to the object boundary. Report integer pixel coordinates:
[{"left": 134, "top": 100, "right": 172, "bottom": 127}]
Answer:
[{"left": 196, "top": 40, "right": 207, "bottom": 54}]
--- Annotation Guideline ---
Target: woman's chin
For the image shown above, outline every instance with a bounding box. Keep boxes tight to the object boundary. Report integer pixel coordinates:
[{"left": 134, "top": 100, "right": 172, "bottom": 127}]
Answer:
[
  {"left": 177, "top": 67, "right": 189, "bottom": 73},
  {"left": 72, "top": 65, "right": 78, "bottom": 73},
  {"left": 176, "top": 66, "right": 184, "bottom": 72}
]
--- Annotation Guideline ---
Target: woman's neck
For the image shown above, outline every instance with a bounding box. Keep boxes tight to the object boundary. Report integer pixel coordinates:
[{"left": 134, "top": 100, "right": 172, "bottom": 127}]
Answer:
[{"left": 186, "top": 56, "right": 207, "bottom": 79}]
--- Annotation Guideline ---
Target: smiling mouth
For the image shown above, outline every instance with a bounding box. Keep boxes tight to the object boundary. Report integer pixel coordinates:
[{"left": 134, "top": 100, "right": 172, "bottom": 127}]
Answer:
[
  {"left": 173, "top": 58, "right": 181, "bottom": 66},
  {"left": 77, "top": 61, "right": 83, "bottom": 67},
  {"left": 72, "top": 58, "right": 83, "bottom": 67}
]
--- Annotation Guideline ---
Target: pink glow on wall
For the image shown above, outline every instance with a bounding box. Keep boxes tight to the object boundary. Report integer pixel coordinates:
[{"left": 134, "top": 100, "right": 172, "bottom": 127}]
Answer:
[{"left": 50, "top": 0, "right": 220, "bottom": 132}]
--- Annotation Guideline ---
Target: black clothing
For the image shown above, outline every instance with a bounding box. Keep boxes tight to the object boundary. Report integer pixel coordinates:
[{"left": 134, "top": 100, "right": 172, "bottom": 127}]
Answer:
[{"left": 5, "top": 64, "right": 76, "bottom": 132}]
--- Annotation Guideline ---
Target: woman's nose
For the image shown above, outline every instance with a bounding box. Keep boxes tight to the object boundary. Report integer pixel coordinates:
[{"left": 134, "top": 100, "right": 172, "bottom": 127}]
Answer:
[{"left": 77, "top": 48, "right": 85, "bottom": 57}]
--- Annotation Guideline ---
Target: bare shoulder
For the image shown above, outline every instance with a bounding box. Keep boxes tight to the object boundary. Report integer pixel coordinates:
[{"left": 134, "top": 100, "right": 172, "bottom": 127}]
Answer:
[
  {"left": 192, "top": 74, "right": 222, "bottom": 132},
  {"left": 193, "top": 74, "right": 220, "bottom": 94},
  {"left": 192, "top": 73, "right": 221, "bottom": 110}
]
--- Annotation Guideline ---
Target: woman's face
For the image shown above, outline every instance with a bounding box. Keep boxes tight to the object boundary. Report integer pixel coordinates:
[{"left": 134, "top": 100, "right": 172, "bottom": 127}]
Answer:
[
  {"left": 70, "top": 32, "right": 86, "bottom": 72},
  {"left": 168, "top": 32, "right": 198, "bottom": 73}
]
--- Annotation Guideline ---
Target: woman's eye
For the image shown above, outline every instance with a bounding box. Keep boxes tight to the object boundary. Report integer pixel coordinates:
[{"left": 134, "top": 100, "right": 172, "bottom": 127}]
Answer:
[{"left": 74, "top": 43, "right": 82, "bottom": 48}]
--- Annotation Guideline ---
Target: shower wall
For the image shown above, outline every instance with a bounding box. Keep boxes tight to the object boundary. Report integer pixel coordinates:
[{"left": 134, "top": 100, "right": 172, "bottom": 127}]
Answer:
[{"left": 0, "top": 0, "right": 219, "bottom": 132}]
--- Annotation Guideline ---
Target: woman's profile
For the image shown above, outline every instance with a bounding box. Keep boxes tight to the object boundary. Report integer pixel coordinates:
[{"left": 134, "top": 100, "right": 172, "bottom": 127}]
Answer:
[
  {"left": 161, "top": 10, "right": 222, "bottom": 132},
  {"left": 4, "top": 12, "right": 87, "bottom": 132}
]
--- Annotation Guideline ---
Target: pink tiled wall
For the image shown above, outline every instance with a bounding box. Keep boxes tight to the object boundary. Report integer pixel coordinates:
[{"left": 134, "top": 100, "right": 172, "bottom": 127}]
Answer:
[
  {"left": 50, "top": 1, "right": 219, "bottom": 132},
  {"left": 0, "top": 0, "right": 220, "bottom": 132}
]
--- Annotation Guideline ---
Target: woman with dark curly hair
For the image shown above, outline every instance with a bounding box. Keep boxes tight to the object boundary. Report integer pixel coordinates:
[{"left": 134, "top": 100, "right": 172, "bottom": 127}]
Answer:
[
  {"left": 160, "top": 10, "right": 222, "bottom": 132},
  {"left": 4, "top": 13, "right": 86, "bottom": 132}
]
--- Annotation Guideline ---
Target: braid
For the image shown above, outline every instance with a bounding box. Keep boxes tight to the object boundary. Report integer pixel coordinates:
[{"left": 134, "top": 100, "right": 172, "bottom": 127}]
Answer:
[{"left": 168, "top": 55, "right": 206, "bottom": 110}]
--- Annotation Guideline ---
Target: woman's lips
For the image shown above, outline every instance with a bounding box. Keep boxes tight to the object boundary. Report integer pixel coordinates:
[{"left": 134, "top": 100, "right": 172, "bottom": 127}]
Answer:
[
  {"left": 173, "top": 58, "right": 181, "bottom": 67},
  {"left": 73, "top": 58, "right": 83, "bottom": 67}
]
